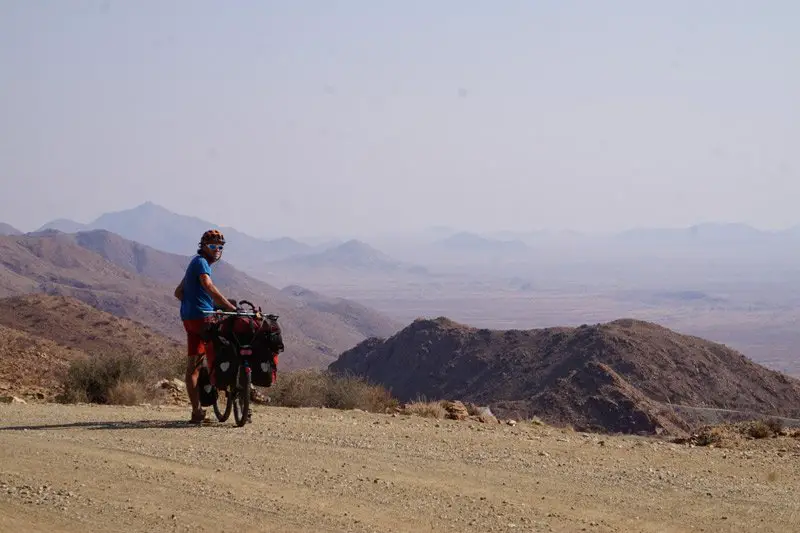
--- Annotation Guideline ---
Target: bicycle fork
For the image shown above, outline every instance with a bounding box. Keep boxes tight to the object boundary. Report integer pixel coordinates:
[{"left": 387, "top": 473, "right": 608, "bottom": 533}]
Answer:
[{"left": 237, "top": 346, "right": 253, "bottom": 390}]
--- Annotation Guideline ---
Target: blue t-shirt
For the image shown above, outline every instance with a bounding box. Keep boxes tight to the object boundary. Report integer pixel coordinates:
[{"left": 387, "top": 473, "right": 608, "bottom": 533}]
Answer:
[{"left": 180, "top": 255, "right": 214, "bottom": 320}]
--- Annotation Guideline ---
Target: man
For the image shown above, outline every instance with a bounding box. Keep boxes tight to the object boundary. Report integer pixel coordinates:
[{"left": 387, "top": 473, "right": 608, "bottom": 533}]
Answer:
[{"left": 174, "top": 229, "right": 236, "bottom": 423}]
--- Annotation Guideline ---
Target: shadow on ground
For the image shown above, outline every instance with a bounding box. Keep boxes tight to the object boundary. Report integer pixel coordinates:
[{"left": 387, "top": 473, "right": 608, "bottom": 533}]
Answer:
[{"left": 0, "top": 419, "right": 229, "bottom": 431}]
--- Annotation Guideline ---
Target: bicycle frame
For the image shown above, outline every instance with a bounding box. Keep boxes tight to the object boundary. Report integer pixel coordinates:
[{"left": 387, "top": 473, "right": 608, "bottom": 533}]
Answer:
[{"left": 201, "top": 303, "right": 278, "bottom": 426}]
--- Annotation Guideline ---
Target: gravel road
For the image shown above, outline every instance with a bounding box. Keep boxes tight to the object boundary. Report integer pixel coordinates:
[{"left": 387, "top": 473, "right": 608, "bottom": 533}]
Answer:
[{"left": 1, "top": 403, "right": 798, "bottom": 532}]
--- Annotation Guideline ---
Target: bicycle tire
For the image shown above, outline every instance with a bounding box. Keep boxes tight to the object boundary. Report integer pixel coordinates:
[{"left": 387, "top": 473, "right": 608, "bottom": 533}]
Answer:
[
  {"left": 233, "top": 366, "right": 251, "bottom": 427},
  {"left": 213, "top": 386, "right": 233, "bottom": 422}
]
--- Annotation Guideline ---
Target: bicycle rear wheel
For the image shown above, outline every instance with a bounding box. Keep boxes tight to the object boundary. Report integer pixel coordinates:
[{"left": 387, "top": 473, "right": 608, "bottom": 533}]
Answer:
[{"left": 233, "top": 366, "right": 251, "bottom": 427}]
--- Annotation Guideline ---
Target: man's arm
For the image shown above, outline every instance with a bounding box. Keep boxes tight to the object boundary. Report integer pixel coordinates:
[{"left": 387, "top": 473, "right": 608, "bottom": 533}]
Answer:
[
  {"left": 199, "top": 274, "right": 236, "bottom": 311},
  {"left": 174, "top": 279, "right": 185, "bottom": 301}
]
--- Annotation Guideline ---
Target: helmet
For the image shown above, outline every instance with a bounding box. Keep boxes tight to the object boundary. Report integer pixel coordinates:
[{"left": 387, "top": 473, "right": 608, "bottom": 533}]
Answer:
[{"left": 200, "top": 229, "right": 226, "bottom": 245}]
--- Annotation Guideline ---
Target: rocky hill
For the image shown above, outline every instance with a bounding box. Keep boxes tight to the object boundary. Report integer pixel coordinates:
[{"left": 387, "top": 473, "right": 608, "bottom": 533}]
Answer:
[
  {"left": 0, "top": 294, "right": 183, "bottom": 400},
  {"left": 0, "top": 231, "right": 401, "bottom": 369},
  {"left": 0, "top": 324, "right": 85, "bottom": 400},
  {"left": 329, "top": 317, "right": 800, "bottom": 435},
  {"left": 0, "top": 294, "right": 183, "bottom": 358}
]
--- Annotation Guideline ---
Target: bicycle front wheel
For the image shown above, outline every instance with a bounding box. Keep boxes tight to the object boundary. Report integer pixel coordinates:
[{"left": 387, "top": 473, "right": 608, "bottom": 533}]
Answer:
[
  {"left": 213, "top": 387, "right": 233, "bottom": 422},
  {"left": 233, "top": 366, "right": 251, "bottom": 427}
]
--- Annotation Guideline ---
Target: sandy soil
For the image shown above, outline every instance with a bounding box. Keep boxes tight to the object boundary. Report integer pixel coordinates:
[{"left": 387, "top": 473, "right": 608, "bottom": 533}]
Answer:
[{"left": 1, "top": 402, "right": 798, "bottom": 533}]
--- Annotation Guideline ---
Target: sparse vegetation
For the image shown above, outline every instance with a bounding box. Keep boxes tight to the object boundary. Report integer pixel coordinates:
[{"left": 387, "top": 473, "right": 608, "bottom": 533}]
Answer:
[
  {"left": 107, "top": 379, "right": 149, "bottom": 406},
  {"left": 675, "top": 417, "right": 791, "bottom": 447},
  {"left": 269, "top": 377, "right": 498, "bottom": 422},
  {"left": 269, "top": 369, "right": 398, "bottom": 413},
  {"left": 403, "top": 400, "right": 447, "bottom": 419},
  {"left": 765, "top": 417, "right": 784, "bottom": 435},
  {"left": 747, "top": 420, "right": 772, "bottom": 439},
  {"left": 57, "top": 351, "right": 181, "bottom": 405}
]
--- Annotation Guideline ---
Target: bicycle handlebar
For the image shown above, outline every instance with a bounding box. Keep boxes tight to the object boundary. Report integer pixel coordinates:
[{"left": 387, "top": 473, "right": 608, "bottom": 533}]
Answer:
[{"left": 202, "top": 309, "right": 279, "bottom": 320}]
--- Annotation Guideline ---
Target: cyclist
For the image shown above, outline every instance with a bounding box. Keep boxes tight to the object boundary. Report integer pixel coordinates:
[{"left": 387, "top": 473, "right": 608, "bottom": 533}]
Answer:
[{"left": 174, "top": 229, "right": 236, "bottom": 423}]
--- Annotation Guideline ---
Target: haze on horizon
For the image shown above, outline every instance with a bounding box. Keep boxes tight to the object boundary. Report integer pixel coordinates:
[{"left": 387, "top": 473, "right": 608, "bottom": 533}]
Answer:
[{"left": 1, "top": 1, "right": 798, "bottom": 239}]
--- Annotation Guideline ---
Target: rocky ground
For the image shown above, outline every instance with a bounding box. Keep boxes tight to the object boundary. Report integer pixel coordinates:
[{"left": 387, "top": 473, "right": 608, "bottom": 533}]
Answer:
[{"left": 1, "top": 402, "right": 799, "bottom": 533}]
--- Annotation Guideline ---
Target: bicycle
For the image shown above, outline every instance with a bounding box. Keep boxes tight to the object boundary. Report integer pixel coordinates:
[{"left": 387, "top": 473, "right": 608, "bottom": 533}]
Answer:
[{"left": 201, "top": 300, "right": 283, "bottom": 427}]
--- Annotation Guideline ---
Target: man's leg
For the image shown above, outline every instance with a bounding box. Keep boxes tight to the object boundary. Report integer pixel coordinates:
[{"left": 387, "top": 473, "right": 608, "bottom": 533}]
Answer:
[
  {"left": 183, "top": 319, "right": 207, "bottom": 420},
  {"left": 185, "top": 354, "right": 203, "bottom": 416}
]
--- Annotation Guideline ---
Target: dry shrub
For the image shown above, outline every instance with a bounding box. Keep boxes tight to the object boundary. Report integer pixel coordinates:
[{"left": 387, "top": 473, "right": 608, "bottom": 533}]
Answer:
[
  {"left": 765, "top": 417, "right": 784, "bottom": 435},
  {"left": 326, "top": 374, "right": 397, "bottom": 412},
  {"left": 270, "top": 369, "right": 330, "bottom": 408},
  {"left": 677, "top": 418, "right": 787, "bottom": 447},
  {"left": 747, "top": 420, "right": 771, "bottom": 439},
  {"left": 693, "top": 427, "right": 726, "bottom": 446},
  {"left": 464, "top": 402, "right": 482, "bottom": 416},
  {"left": 270, "top": 369, "right": 398, "bottom": 413},
  {"left": 402, "top": 401, "right": 447, "bottom": 419},
  {"left": 745, "top": 419, "right": 783, "bottom": 439},
  {"left": 107, "top": 380, "right": 152, "bottom": 406},
  {"left": 57, "top": 351, "right": 176, "bottom": 405},
  {"left": 673, "top": 425, "right": 728, "bottom": 447}
]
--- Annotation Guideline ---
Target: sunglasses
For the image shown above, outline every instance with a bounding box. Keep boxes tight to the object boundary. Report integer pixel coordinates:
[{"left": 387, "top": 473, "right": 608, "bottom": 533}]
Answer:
[{"left": 206, "top": 244, "right": 224, "bottom": 251}]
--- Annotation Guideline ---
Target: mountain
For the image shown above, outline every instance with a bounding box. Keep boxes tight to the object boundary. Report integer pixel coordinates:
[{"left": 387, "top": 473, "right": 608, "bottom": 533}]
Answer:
[
  {"left": 0, "top": 294, "right": 183, "bottom": 400},
  {"left": 0, "top": 223, "right": 21, "bottom": 236},
  {"left": 434, "top": 232, "right": 529, "bottom": 252},
  {"left": 36, "top": 218, "right": 89, "bottom": 233},
  {"left": 268, "top": 239, "right": 426, "bottom": 273},
  {"left": 38, "top": 202, "right": 313, "bottom": 266},
  {"left": 258, "top": 240, "right": 430, "bottom": 287},
  {"left": 0, "top": 230, "right": 401, "bottom": 369},
  {"left": 329, "top": 317, "right": 800, "bottom": 435}
]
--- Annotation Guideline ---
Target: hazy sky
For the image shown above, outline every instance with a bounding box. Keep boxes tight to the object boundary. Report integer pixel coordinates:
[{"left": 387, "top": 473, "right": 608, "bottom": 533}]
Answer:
[{"left": 2, "top": 1, "right": 798, "bottom": 238}]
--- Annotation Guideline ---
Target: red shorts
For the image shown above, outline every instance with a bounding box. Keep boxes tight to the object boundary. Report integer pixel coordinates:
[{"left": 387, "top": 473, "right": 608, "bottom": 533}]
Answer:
[{"left": 183, "top": 318, "right": 216, "bottom": 370}]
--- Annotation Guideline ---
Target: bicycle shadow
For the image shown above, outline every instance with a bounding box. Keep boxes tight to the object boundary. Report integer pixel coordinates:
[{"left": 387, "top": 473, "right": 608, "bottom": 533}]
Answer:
[{"left": 0, "top": 419, "right": 227, "bottom": 432}]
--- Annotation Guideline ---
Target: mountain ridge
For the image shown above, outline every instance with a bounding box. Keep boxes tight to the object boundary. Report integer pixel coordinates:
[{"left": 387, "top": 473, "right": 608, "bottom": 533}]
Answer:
[
  {"left": 37, "top": 201, "right": 312, "bottom": 265},
  {"left": 329, "top": 316, "right": 800, "bottom": 435},
  {"left": 266, "top": 239, "right": 428, "bottom": 274}
]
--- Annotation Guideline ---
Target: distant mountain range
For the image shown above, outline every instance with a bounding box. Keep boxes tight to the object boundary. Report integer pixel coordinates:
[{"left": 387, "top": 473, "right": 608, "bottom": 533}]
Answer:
[
  {"left": 13, "top": 201, "right": 800, "bottom": 277},
  {"left": 24, "top": 203, "right": 800, "bottom": 251},
  {"left": 433, "top": 232, "right": 529, "bottom": 253},
  {"left": 30, "top": 202, "right": 435, "bottom": 280},
  {"left": 266, "top": 239, "right": 428, "bottom": 274},
  {"left": 34, "top": 202, "right": 314, "bottom": 267}
]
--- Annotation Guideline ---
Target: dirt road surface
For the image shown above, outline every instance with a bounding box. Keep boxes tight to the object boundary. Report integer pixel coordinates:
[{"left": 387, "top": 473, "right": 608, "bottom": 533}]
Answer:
[{"left": 1, "top": 403, "right": 798, "bottom": 532}]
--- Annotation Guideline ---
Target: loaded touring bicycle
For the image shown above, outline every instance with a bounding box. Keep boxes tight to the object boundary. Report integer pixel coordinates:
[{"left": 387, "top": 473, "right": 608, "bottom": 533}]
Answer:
[{"left": 196, "top": 300, "right": 284, "bottom": 426}]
